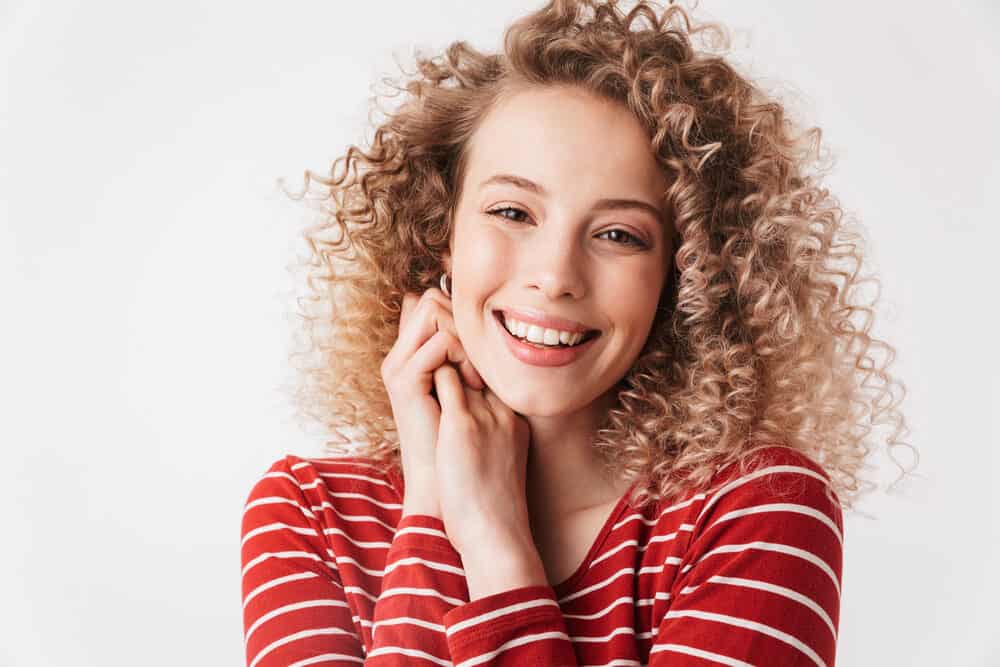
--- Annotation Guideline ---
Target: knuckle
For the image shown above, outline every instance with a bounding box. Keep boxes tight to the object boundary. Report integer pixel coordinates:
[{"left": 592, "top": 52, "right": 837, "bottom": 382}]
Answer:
[{"left": 456, "top": 416, "right": 479, "bottom": 438}]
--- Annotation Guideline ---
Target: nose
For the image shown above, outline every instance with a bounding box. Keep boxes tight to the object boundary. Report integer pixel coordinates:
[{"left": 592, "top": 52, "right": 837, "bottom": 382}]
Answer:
[{"left": 523, "top": 221, "right": 587, "bottom": 300}]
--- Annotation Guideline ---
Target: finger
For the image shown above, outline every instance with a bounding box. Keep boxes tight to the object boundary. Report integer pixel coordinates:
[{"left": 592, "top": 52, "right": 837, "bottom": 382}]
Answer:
[
  {"left": 394, "top": 292, "right": 484, "bottom": 389},
  {"left": 399, "top": 291, "right": 419, "bottom": 327},
  {"left": 480, "top": 387, "right": 507, "bottom": 419},
  {"left": 400, "top": 329, "right": 460, "bottom": 397},
  {"left": 415, "top": 291, "right": 485, "bottom": 390},
  {"left": 433, "top": 363, "right": 468, "bottom": 416},
  {"left": 387, "top": 294, "right": 453, "bottom": 373}
]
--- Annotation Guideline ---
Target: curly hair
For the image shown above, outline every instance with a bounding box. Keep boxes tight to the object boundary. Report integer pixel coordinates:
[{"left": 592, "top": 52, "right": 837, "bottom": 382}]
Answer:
[{"left": 282, "top": 0, "right": 916, "bottom": 513}]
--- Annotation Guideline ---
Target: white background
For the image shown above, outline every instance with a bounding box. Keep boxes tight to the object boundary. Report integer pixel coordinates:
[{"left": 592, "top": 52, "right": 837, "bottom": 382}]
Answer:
[{"left": 3, "top": 1, "right": 997, "bottom": 665}]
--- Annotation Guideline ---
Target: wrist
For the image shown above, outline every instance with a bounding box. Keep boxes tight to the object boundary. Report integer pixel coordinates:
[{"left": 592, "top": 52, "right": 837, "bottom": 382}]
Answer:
[
  {"left": 462, "top": 543, "right": 547, "bottom": 600},
  {"left": 402, "top": 487, "right": 442, "bottom": 520}
]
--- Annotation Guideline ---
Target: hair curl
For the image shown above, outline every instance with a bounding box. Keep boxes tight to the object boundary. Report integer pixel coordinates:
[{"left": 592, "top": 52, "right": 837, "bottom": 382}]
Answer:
[{"left": 282, "top": 0, "right": 917, "bottom": 512}]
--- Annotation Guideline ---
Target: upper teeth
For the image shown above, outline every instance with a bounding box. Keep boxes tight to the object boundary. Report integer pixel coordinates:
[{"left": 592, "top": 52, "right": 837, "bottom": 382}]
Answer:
[{"left": 502, "top": 315, "right": 588, "bottom": 346}]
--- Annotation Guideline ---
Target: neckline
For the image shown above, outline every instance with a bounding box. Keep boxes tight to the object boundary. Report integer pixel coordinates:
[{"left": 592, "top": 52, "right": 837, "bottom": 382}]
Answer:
[{"left": 552, "top": 480, "right": 637, "bottom": 598}]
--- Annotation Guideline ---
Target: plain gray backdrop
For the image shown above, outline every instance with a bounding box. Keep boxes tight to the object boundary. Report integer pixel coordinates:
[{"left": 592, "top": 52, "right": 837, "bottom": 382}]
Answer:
[{"left": 2, "top": 1, "right": 997, "bottom": 665}]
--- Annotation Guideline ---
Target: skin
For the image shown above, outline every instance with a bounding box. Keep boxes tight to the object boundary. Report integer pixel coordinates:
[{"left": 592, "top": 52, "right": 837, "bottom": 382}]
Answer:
[{"left": 433, "top": 84, "right": 676, "bottom": 598}]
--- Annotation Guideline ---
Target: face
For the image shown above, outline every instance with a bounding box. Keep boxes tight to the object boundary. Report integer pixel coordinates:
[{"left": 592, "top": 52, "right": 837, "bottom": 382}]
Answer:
[{"left": 446, "top": 84, "right": 674, "bottom": 418}]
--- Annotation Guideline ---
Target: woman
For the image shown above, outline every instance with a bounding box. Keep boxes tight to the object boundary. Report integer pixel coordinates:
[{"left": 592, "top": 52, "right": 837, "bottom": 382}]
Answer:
[{"left": 240, "top": 1, "right": 913, "bottom": 665}]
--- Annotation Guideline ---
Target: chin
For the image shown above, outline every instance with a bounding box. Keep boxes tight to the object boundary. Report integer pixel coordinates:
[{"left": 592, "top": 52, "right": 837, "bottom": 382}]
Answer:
[{"left": 487, "top": 381, "right": 591, "bottom": 418}]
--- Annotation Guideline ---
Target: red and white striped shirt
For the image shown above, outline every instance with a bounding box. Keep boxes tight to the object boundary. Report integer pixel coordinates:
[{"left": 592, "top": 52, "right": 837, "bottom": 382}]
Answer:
[{"left": 240, "top": 445, "right": 843, "bottom": 666}]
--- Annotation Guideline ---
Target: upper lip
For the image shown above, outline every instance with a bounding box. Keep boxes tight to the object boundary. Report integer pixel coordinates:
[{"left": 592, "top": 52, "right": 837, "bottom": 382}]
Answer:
[{"left": 495, "top": 307, "right": 600, "bottom": 334}]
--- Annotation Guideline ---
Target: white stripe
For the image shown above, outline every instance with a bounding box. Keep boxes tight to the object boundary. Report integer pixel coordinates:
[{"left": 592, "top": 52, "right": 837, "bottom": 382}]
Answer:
[
  {"left": 455, "top": 631, "right": 571, "bottom": 667},
  {"left": 640, "top": 555, "right": 683, "bottom": 576},
  {"left": 371, "top": 615, "right": 446, "bottom": 638},
  {"left": 650, "top": 643, "right": 753, "bottom": 666},
  {"left": 612, "top": 493, "right": 707, "bottom": 531},
  {"left": 244, "top": 599, "right": 349, "bottom": 644},
  {"left": 590, "top": 523, "right": 694, "bottom": 567},
  {"left": 309, "top": 502, "right": 396, "bottom": 532},
  {"left": 591, "top": 540, "right": 638, "bottom": 567},
  {"left": 333, "top": 554, "right": 385, "bottom": 577},
  {"left": 697, "top": 465, "right": 831, "bottom": 523},
  {"left": 318, "top": 472, "right": 396, "bottom": 489},
  {"left": 242, "top": 571, "right": 320, "bottom": 609},
  {"left": 563, "top": 596, "right": 634, "bottom": 620},
  {"left": 241, "top": 521, "right": 319, "bottom": 548},
  {"left": 244, "top": 496, "right": 317, "bottom": 519},
  {"left": 365, "top": 645, "right": 451, "bottom": 666},
  {"left": 343, "top": 585, "right": 377, "bottom": 603},
  {"left": 302, "top": 457, "right": 388, "bottom": 472},
  {"left": 711, "top": 503, "right": 843, "bottom": 545},
  {"left": 663, "top": 609, "right": 826, "bottom": 667},
  {"left": 252, "top": 471, "right": 401, "bottom": 512},
  {"left": 384, "top": 555, "right": 465, "bottom": 577},
  {"left": 325, "top": 491, "right": 402, "bottom": 510},
  {"left": 259, "top": 471, "right": 299, "bottom": 486},
  {"left": 446, "top": 597, "right": 559, "bottom": 636},
  {"left": 321, "top": 527, "right": 392, "bottom": 549},
  {"left": 559, "top": 567, "right": 635, "bottom": 603},
  {"left": 682, "top": 575, "right": 838, "bottom": 639},
  {"left": 570, "top": 626, "right": 635, "bottom": 643},
  {"left": 288, "top": 653, "right": 364, "bottom": 666},
  {"left": 394, "top": 525, "right": 450, "bottom": 541},
  {"left": 248, "top": 627, "right": 358, "bottom": 667},
  {"left": 634, "top": 591, "right": 671, "bottom": 608},
  {"left": 688, "top": 540, "right": 840, "bottom": 595},
  {"left": 242, "top": 551, "right": 338, "bottom": 578},
  {"left": 379, "top": 586, "right": 467, "bottom": 606}
]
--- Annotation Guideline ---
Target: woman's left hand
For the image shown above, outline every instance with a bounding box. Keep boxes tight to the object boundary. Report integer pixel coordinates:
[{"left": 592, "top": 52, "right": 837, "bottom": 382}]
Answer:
[{"left": 431, "top": 363, "right": 542, "bottom": 581}]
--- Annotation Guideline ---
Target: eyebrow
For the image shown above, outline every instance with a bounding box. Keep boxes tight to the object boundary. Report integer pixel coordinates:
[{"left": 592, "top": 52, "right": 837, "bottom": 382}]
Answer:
[{"left": 479, "top": 173, "right": 665, "bottom": 224}]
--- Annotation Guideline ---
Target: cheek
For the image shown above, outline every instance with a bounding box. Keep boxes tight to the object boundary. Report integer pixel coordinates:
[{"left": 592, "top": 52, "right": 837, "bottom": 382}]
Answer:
[
  {"left": 597, "top": 262, "right": 664, "bottom": 344},
  {"left": 454, "top": 225, "right": 511, "bottom": 278}
]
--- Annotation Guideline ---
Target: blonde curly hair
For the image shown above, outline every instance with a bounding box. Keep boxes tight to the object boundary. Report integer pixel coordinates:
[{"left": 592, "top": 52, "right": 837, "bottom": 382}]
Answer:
[{"left": 282, "top": 0, "right": 916, "bottom": 512}]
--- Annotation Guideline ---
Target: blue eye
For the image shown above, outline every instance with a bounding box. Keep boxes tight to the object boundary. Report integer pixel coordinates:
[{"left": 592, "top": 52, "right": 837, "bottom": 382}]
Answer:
[{"left": 485, "top": 206, "right": 648, "bottom": 249}]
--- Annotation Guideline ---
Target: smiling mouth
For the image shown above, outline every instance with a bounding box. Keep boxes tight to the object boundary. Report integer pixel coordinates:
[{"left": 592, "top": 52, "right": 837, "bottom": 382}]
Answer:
[{"left": 492, "top": 310, "right": 601, "bottom": 348}]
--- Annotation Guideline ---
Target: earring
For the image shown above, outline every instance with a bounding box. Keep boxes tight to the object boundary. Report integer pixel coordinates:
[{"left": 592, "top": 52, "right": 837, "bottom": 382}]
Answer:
[{"left": 439, "top": 272, "right": 452, "bottom": 297}]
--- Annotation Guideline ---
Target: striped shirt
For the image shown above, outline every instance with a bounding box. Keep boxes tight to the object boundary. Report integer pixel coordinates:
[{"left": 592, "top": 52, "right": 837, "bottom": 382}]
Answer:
[{"left": 240, "top": 445, "right": 843, "bottom": 666}]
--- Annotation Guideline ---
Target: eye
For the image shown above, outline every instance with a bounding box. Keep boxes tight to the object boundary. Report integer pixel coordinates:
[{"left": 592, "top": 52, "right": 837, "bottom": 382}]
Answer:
[
  {"left": 485, "top": 205, "right": 530, "bottom": 223},
  {"left": 596, "top": 228, "right": 648, "bottom": 249},
  {"left": 485, "top": 206, "right": 649, "bottom": 249}
]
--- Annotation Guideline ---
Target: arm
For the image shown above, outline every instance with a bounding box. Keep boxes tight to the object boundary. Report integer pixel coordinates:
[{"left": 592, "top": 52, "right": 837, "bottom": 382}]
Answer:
[
  {"left": 240, "top": 457, "right": 365, "bottom": 666},
  {"left": 241, "top": 457, "right": 475, "bottom": 666},
  {"left": 438, "top": 458, "right": 844, "bottom": 666},
  {"left": 647, "top": 460, "right": 844, "bottom": 666},
  {"left": 366, "top": 512, "right": 468, "bottom": 664}
]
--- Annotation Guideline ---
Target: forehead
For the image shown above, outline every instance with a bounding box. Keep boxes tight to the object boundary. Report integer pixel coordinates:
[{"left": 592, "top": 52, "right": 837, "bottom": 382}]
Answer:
[{"left": 463, "top": 85, "right": 667, "bottom": 200}]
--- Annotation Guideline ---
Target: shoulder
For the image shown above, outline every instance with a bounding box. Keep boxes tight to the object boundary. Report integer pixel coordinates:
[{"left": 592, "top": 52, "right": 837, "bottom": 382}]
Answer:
[
  {"left": 242, "top": 453, "right": 404, "bottom": 517},
  {"left": 707, "top": 444, "right": 841, "bottom": 515},
  {"left": 686, "top": 444, "right": 844, "bottom": 557}
]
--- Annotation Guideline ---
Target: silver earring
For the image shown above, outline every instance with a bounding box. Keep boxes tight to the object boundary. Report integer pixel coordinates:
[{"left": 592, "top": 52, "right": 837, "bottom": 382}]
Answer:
[{"left": 439, "top": 272, "right": 451, "bottom": 297}]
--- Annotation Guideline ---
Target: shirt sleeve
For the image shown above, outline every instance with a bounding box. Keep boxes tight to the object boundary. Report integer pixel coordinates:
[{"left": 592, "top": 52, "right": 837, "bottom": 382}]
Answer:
[
  {"left": 240, "top": 457, "right": 366, "bottom": 667},
  {"left": 241, "top": 456, "right": 474, "bottom": 666},
  {"left": 647, "top": 458, "right": 845, "bottom": 666},
  {"left": 441, "top": 585, "right": 579, "bottom": 665},
  {"left": 366, "top": 513, "right": 469, "bottom": 664}
]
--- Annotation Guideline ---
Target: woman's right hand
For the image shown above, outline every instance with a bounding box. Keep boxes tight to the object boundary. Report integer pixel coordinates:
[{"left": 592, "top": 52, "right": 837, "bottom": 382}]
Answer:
[{"left": 380, "top": 287, "right": 484, "bottom": 519}]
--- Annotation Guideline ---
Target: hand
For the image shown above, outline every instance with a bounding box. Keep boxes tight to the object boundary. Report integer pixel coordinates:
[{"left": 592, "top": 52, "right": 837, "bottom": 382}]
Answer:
[
  {"left": 380, "top": 287, "right": 485, "bottom": 518},
  {"left": 431, "top": 363, "right": 536, "bottom": 561}
]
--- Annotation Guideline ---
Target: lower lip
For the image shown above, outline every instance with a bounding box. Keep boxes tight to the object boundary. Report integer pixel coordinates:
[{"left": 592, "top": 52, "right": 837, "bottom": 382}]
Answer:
[{"left": 493, "top": 311, "right": 600, "bottom": 367}]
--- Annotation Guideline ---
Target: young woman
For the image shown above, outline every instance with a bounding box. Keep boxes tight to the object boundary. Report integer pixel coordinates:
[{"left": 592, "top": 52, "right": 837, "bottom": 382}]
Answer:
[{"left": 240, "top": 1, "right": 912, "bottom": 665}]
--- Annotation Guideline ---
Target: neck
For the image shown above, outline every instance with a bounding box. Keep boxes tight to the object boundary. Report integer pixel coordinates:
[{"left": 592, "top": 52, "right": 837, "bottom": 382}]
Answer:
[{"left": 522, "top": 388, "right": 625, "bottom": 521}]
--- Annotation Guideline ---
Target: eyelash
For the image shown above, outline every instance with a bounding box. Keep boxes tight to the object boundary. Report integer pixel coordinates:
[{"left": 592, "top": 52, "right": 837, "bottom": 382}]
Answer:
[{"left": 485, "top": 206, "right": 649, "bottom": 249}]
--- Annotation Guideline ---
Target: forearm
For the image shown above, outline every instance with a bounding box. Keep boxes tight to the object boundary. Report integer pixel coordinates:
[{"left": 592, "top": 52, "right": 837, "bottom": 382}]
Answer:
[
  {"left": 461, "top": 537, "right": 548, "bottom": 601},
  {"left": 401, "top": 479, "right": 442, "bottom": 519}
]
